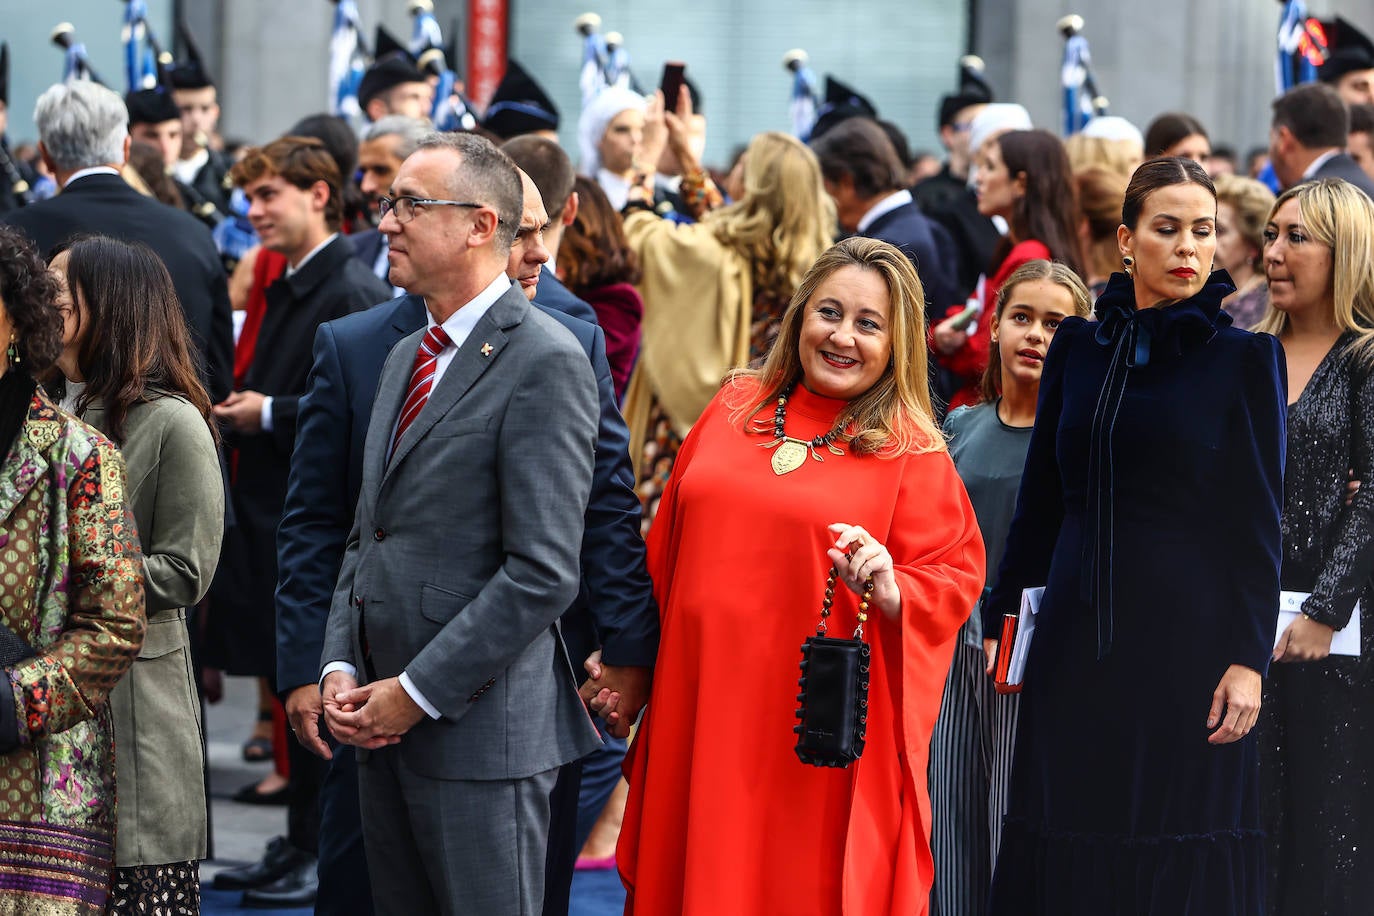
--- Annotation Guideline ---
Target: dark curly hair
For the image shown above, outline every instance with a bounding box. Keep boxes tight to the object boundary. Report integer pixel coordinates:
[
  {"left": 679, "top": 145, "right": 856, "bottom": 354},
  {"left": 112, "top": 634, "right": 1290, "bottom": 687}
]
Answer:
[{"left": 0, "top": 225, "right": 64, "bottom": 375}]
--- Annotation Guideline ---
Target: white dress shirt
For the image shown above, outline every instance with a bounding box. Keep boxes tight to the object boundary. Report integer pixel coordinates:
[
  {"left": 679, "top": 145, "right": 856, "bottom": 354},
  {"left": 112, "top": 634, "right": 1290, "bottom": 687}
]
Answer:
[
  {"left": 321, "top": 271, "right": 516, "bottom": 719},
  {"left": 857, "top": 189, "right": 913, "bottom": 234}
]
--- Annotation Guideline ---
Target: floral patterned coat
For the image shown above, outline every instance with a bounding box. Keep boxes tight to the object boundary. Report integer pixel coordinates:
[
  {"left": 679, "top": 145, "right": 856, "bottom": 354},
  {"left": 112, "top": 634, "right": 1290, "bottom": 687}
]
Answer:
[{"left": 0, "top": 389, "right": 145, "bottom": 913}]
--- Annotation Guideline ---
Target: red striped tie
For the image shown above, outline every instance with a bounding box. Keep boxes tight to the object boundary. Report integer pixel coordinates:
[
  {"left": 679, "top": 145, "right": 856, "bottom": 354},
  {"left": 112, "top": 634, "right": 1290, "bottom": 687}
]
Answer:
[{"left": 391, "top": 325, "right": 453, "bottom": 451}]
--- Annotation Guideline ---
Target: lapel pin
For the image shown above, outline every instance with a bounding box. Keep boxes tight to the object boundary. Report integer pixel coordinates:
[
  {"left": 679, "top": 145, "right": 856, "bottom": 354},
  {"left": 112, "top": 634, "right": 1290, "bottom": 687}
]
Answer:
[{"left": 480, "top": 342, "right": 494, "bottom": 357}]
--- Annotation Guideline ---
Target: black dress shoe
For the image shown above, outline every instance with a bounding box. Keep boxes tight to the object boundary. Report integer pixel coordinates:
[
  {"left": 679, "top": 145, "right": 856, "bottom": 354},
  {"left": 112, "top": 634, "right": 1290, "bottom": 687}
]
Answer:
[
  {"left": 241, "top": 858, "right": 319, "bottom": 908},
  {"left": 231, "top": 779, "right": 290, "bottom": 806},
  {"left": 212, "top": 836, "right": 313, "bottom": 891}
]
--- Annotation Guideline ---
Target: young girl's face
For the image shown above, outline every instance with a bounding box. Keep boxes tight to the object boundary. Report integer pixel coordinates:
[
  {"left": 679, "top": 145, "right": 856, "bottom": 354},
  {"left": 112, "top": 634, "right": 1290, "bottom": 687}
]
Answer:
[{"left": 992, "top": 278, "right": 1074, "bottom": 392}]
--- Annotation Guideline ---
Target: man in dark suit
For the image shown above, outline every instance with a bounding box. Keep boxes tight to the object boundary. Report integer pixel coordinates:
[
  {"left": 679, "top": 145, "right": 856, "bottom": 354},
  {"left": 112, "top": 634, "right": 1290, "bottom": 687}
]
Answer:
[
  {"left": 349, "top": 115, "right": 429, "bottom": 296},
  {"left": 1270, "top": 82, "right": 1374, "bottom": 199},
  {"left": 317, "top": 132, "right": 605, "bottom": 915},
  {"left": 207, "top": 136, "right": 390, "bottom": 907},
  {"left": 501, "top": 135, "right": 601, "bottom": 329},
  {"left": 2, "top": 80, "right": 233, "bottom": 402},
  {"left": 286, "top": 135, "right": 652, "bottom": 914},
  {"left": 811, "top": 116, "right": 962, "bottom": 318}
]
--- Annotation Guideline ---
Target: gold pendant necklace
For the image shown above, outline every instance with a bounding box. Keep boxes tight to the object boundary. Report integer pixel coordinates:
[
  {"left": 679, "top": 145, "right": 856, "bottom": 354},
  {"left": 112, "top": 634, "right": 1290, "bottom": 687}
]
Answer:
[{"left": 760, "top": 386, "right": 846, "bottom": 476}]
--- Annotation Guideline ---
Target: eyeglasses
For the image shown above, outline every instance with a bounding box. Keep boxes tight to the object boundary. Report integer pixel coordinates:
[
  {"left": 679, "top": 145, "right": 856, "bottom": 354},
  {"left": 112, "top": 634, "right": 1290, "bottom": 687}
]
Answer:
[{"left": 378, "top": 195, "right": 487, "bottom": 223}]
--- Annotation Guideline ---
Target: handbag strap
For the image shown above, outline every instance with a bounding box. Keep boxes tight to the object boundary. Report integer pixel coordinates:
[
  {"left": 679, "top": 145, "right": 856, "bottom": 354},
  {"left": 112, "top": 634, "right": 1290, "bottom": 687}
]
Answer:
[{"left": 817, "top": 565, "right": 875, "bottom": 640}]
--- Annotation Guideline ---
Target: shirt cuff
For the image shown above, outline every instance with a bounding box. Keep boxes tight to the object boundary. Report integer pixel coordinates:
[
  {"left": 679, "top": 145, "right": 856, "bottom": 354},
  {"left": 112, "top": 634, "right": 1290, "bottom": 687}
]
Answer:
[
  {"left": 319, "top": 661, "right": 356, "bottom": 687},
  {"left": 399, "top": 671, "right": 442, "bottom": 720},
  {"left": 261, "top": 396, "right": 274, "bottom": 432}
]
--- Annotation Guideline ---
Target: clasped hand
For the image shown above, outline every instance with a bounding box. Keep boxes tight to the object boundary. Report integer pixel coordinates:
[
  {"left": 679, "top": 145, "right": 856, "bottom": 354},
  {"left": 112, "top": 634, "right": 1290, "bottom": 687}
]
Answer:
[
  {"left": 826, "top": 523, "right": 901, "bottom": 621},
  {"left": 321, "top": 671, "right": 423, "bottom": 750},
  {"left": 578, "top": 650, "right": 652, "bottom": 740}
]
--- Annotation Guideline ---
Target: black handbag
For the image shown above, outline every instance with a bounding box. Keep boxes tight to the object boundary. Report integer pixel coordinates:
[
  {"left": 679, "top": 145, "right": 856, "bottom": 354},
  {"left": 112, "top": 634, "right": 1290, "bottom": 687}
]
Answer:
[
  {"left": 793, "top": 564, "right": 873, "bottom": 768},
  {"left": 0, "top": 622, "right": 32, "bottom": 668}
]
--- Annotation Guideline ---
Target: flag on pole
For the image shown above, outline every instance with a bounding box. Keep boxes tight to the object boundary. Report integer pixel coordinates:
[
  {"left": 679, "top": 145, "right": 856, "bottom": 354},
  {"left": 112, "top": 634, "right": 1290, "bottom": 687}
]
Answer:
[
  {"left": 1276, "top": 0, "right": 1323, "bottom": 93},
  {"left": 783, "top": 50, "right": 820, "bottom": 141},
  {"left": 122, "top": 0, "right": 160, "bottom": 91},
  {"left": 330, "top": 0, "right": 368, "bottom": 126}
]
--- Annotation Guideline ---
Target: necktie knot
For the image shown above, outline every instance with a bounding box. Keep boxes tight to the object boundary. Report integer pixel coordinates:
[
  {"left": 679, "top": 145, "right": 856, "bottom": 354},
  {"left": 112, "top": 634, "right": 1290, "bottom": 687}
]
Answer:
[{"left": 420, "top": 325, "right": 453, "bottom": 357}]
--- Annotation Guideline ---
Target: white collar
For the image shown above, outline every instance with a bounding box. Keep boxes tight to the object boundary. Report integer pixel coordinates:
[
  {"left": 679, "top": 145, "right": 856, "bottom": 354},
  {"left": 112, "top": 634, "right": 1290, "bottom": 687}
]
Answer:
[
  {"left": 597, "top": 168, "right": 632, "bottom": 211},
  {"left": 425, "top": 273, "right": 512, "bottom": 344},
  {"left": 857, "top": 189, "right": 913, "bottom": 234},
  {"left": 63, "top": 166, "right": 122, "bottom": 187},
  {"left": 1302, "top": 149, "right": 1341, "bottom": 180},
  {"left": 172, "top": 148, "right": 210, "bottom": 185},
  {"left": 284, "top": 233, "right": 339, "bottom": 277}
]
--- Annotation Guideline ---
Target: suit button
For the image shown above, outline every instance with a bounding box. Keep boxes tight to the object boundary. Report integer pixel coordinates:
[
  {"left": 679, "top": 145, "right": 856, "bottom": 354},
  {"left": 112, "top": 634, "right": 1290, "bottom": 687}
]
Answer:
[{"left": 373, "top": 527, "right": 386, "bottom": 541}]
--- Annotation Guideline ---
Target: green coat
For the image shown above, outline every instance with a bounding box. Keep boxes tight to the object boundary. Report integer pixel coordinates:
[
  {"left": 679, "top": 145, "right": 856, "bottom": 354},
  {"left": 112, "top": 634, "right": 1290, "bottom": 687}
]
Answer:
[
  {"left": 79, "top": 392, "right": 224, "bottom": 867},
  {"left": 0, "top": 387, "right": 145, "bottom": 914}
]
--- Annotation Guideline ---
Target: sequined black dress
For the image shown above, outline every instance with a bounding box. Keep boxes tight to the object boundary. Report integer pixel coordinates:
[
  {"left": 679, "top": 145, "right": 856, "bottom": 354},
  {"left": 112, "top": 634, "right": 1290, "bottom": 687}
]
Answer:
[{"left": 1258, "top": 331, "right": 1374, "bottom": 916}]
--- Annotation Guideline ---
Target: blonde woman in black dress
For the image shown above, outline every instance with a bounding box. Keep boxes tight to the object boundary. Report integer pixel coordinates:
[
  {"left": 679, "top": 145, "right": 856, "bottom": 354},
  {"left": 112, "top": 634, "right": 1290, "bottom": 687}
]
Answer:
[{"left": 1256, "top": 178, "right": 1374, "bottom": 916}]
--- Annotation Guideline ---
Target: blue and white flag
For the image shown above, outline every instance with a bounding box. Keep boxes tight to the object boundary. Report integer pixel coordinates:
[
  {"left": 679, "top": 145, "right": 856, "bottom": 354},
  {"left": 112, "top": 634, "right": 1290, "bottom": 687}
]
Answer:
[
  {"left": 578, "top": 24, "right": 609, "bottom": 108},
  {"left": 787, "top": 54, "right": 820, "bottom": 140},
  {"left": 1061, "top": 32, "right": 1095, "bottom": 135},
  {"left": 122, "top": 0, "right": 160, "bottom": 91},
  {"left": 1276, "top": 1, "right": 1323, "bottom": 94},
  {"left": 409, "top": 4, "right": 444, "bottom": 58},
  {"left": 329, "top": 0, "right": 367, "bottom": 126}
]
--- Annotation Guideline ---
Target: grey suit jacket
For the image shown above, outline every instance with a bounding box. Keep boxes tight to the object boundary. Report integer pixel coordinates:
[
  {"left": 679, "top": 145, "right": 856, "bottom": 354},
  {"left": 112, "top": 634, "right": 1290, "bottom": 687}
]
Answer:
[
  {"left": 1311, "top": 151, "right": 1374, "bottom": 200},
  {"left": 321, "top": 282, "right": 602, "bottom": 781}
]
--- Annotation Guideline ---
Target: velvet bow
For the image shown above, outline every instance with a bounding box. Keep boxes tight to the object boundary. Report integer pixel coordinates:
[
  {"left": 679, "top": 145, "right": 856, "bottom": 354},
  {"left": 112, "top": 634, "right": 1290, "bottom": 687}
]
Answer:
[{"left": 1083, "top": 271, "right": 1237, "bottom": 657}]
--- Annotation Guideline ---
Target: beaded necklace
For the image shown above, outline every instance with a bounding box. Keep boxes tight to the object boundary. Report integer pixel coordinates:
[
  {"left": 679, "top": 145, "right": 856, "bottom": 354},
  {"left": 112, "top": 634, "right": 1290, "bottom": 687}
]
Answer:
[{"left": 760, "top": 384, "right": 847, "bottom": 475}]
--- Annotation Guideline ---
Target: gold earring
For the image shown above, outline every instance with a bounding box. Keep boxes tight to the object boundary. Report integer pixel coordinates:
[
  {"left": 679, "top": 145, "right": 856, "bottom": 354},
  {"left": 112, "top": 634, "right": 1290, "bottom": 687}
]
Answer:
[
  {"left": 1122, "top": 256, "right": 1134, "bottom": 279},
  {"left": 6, "top": 333, "right": 18, "bottom": 367}
]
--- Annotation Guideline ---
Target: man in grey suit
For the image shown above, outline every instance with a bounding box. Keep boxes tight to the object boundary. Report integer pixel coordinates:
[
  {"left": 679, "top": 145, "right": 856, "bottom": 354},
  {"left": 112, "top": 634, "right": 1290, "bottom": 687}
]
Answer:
[
  {"left": 319, "top": 132, "right": 601, "bottom": 914},
  {"left": 1269, "top": 82, "right": 1374, "bottom": 199}
]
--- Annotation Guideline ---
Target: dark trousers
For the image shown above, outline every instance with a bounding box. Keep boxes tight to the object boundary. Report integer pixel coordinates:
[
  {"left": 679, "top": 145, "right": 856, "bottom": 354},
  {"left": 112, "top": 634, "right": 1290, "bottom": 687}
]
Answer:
[
  {"left": 286, "top": 726, "right": 326, "bottom": 855},
  {"left": 316, "top": 744, "right": 374, "bottom": 916},
  {"left": 543, "top": 722, "right": 629, "bottom": 916}
]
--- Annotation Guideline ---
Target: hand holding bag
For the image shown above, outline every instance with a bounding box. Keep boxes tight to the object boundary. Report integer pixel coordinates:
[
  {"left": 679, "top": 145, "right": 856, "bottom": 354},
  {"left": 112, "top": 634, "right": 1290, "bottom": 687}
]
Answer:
[{"left": 793, "top": 563, "right": 873, "bottom": 768}]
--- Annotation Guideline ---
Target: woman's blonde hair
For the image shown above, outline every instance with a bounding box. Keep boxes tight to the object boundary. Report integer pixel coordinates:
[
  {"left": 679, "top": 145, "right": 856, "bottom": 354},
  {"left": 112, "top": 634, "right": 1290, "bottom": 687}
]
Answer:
[
  {"left": 1214, "top": 173, "right": 1275, "bottom": 273},
  {"left": 1253, "top": 178, "right": 1374, "bottom": 361},
  {"left": 706, "top": 132, "right": 837, "bottom": 303},
  {"left": 979, "top": 260, "right": 1093, "bottom": 403},
  {"left": 730, "top": 237, "right": 944, "bottom": 456}
]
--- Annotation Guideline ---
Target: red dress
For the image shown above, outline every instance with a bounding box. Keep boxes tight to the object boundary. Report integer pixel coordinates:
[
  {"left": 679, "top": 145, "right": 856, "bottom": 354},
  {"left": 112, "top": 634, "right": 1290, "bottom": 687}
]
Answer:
[
  {"left": 935, "top": 239, "right": 1052, "bottom": 410},
  {"left": 618, "top": 379, "right": 986, "bottom": 915}
]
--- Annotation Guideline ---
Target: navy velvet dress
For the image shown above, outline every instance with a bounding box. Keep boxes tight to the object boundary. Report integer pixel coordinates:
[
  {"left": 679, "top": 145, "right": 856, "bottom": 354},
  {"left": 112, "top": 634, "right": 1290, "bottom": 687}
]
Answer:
[{"left": 985, "top": 274, "right": 1287, "bottom": 916}]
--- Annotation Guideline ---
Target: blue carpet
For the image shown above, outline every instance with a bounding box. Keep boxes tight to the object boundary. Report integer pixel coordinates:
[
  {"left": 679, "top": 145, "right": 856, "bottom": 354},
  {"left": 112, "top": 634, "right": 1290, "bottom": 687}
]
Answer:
[
  {"left": 570, "top": 867, "right": 625, "bottom": 916},
  {"left": 200, "top": 871, "right": 623, "bottom": 914},
  {"left": 201, "top": 887, "right": 312, "bottom": 915}
]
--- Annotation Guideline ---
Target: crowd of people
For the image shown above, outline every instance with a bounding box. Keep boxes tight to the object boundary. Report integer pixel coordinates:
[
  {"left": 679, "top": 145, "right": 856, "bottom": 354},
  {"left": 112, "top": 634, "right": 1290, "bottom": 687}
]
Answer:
[{"left": 0, "top": 9, "right": 1372, "bottom": 916}]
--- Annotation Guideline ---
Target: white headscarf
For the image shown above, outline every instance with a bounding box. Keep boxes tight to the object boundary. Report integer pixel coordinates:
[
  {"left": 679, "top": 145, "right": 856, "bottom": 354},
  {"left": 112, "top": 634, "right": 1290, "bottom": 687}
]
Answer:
[
  {"left": 577, "top": 85, "right": 646, "bottom": 177},
  {"left": 967, "top": 103, "right": 1034, "bottom": 189}
]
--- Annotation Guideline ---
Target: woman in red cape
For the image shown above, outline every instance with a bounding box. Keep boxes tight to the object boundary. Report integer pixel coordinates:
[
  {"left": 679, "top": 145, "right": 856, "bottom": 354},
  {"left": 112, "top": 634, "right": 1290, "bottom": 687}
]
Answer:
[{"left": 610, "top": 237, "right": 985, "bottom": 914}]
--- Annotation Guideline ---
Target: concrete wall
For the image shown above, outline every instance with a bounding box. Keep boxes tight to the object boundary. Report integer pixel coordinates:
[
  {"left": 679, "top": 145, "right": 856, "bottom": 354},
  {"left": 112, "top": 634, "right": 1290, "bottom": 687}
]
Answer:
[
  {"left": 972, "top": 0, "right": 1361, "bottom": 155},
  {"left": 10, "top": 0, "right": 1369, "bottom": 168}
]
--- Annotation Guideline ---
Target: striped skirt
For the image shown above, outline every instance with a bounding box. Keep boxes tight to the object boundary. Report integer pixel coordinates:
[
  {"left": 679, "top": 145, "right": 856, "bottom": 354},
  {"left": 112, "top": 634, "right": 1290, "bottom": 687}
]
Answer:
[{"left": 0, "top": 820, "right": 113, "bottom": 914}]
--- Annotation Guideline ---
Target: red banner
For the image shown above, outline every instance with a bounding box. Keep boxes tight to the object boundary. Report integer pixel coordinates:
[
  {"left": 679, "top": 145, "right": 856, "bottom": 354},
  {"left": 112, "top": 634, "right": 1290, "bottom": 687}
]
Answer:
[{"left": 467, "top": 0, "right": 508, "bottom": 110}]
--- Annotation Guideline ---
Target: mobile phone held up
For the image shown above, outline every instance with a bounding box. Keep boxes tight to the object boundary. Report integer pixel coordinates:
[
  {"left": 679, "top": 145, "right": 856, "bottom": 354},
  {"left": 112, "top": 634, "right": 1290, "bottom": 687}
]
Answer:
[{"left": 660, "top": 61, "right": 686, "bottom": 111}]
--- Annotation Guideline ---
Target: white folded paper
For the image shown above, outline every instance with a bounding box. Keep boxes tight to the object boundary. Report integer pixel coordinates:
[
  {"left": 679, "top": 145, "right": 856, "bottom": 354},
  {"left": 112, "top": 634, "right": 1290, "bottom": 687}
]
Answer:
[
  {"left": 1274, "top": 591, "right": 1360, "bottom": 657},
  {"left": 1004, "top": 587, "right": 1045, "bottom": 687}
]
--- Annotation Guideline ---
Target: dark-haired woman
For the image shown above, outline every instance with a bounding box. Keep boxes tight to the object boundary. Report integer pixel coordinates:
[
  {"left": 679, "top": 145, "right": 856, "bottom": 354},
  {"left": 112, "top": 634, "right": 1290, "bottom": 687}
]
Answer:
[
  {"left": 986, "top": 158, "right": 1286, "bottom": 914},
  {"left": 933, "top": 129, "right": 1086, "bottom": 409},
  {"left": 559, "top": 175, "right": 644, "bottom": 401},
  {"left": 1144, "top": 112, "right": 1211, "bottom": 162},
  {"left": 51, "top": 236, "right": 224, "bottom": 914},
  {"left": 0, "top": 225, "right": 145, "bottom": 914}
]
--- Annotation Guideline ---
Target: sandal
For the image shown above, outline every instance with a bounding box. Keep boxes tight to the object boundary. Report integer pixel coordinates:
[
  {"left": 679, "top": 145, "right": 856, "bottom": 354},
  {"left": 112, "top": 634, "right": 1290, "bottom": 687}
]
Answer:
[
  {"left": 242, "top": 710, "right": 274, "bottom": 762},
  {"left": 241, "top": 736, "right": 273, "bottom": 762}
]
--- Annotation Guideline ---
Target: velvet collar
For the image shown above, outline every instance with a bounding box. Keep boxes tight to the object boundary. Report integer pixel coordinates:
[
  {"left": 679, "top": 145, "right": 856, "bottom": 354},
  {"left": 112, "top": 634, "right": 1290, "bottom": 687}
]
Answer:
[{"left": 1091, "top": 270, "right": 1236, "bottom": 368}]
